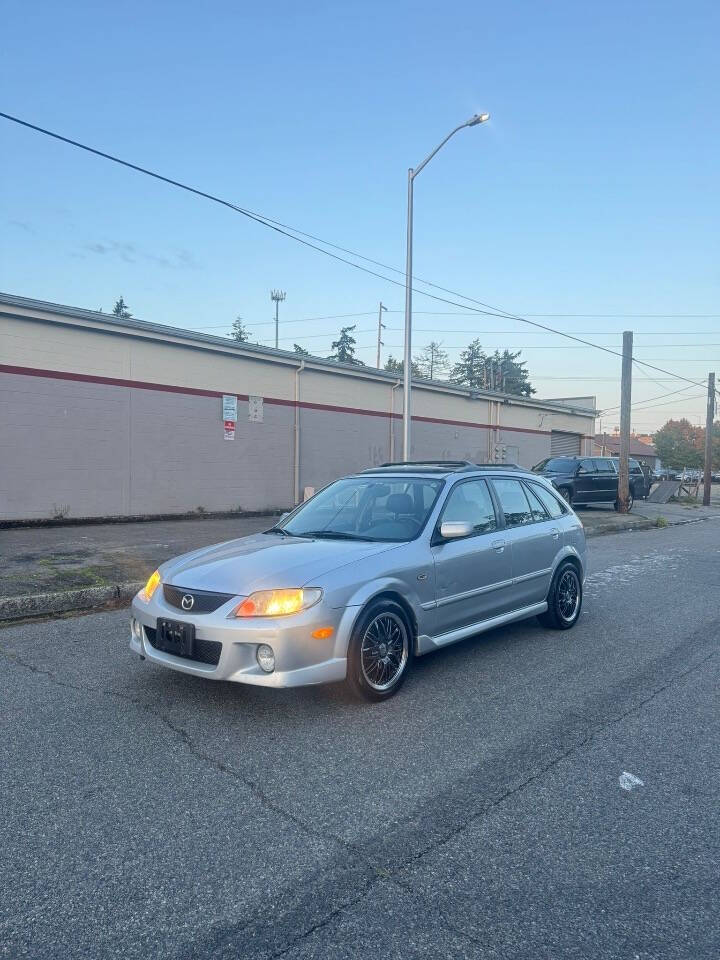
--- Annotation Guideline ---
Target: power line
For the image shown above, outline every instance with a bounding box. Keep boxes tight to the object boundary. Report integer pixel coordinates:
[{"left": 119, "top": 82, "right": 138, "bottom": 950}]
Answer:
[{"left": 1, "top": 109, "right": 713, "bottom": 394}]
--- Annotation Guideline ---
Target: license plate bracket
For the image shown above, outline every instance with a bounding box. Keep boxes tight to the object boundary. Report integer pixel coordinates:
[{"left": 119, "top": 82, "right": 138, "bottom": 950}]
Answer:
[{"left": 155, "top": 618, "right": 195, "bottom": 657}]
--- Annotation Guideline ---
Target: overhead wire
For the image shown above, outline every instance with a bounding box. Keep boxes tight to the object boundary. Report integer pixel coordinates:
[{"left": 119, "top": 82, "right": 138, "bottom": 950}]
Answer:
[{"left": 1, "top": 109, "right": 715, "bottom": 395}]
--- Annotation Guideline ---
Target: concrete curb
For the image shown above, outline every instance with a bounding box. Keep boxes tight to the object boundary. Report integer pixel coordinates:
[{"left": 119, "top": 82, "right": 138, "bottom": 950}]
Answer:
[
  {"left": 584, "top": 518, "right": 655, "bottom": 537},
  {"left": 0, "top": 582, "right": 143, "bottom": 622}
]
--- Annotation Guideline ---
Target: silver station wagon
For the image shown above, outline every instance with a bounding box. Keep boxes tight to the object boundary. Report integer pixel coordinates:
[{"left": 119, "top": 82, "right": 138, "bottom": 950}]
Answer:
[{"left": 130, "top": 461, "right": 587, "bottom": 701}]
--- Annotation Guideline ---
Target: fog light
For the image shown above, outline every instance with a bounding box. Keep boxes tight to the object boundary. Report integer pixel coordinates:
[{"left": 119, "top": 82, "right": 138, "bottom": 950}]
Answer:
[
  {"left": 131, "top": 618, "right": 142, "bottom": 641},
  {"left": 256, "top": 644, "right": 275, "bottom": 673}
]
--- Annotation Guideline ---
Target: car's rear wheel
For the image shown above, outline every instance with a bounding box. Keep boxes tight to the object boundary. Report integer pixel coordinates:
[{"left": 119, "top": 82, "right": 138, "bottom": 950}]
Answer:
[
  {"left": 346, "top": 599, "right": 412, "bottom": 701},
  {"left": 538, "top": 562, "right": 582, "bottom": 630},
  {"left": 614, "top": 490, "right": 634, "bottom": 512}
]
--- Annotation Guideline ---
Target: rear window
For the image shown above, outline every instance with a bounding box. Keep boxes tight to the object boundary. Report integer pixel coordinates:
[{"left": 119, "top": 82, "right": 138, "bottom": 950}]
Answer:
[{"left": 533, "top": 458, "right": 576, "bottom": 473}]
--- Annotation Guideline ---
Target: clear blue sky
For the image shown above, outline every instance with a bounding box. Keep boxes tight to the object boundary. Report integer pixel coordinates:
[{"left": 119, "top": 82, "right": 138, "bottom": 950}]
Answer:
[{"left": 2, "top": 0, "right": 718, "bottom": 430}]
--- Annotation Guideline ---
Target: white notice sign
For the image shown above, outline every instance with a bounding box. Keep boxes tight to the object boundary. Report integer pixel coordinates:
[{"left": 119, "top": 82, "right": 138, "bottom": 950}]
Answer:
[
  {"left": 222, "top": 394, "right": 238, "bottom": 421},
  {"left": 248, "top": 396, "right": 264, "bottom": 422}
]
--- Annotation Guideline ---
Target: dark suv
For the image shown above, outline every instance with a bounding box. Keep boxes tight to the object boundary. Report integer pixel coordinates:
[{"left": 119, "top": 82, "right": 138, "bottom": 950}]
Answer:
[{"left": 532, "top": 456, "right": 647, "bottom": 510}]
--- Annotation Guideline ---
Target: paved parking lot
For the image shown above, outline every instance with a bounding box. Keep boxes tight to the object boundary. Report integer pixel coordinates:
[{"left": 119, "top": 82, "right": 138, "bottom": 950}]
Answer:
[{"left": 1, "top": 522, "right": 718, "bottom": 959}]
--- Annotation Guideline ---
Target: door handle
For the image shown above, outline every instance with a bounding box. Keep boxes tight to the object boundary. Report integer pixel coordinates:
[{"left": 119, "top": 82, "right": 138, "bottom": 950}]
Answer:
[
  {"left": 491, "top": 539, "right": 506, "bottom": 553},
  {"left": 551, "top": 527, "right": 560, "bottom": 540}
]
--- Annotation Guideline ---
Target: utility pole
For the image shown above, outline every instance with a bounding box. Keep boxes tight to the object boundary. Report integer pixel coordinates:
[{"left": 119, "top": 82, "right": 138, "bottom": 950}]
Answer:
[
  {"left": 617, "top": 330, "right": 633, "bottom": 512},
  {"left": 376, "top": 302, "right": 387, "bottom": 368},
  {"left": 703, "top": 371, "right": 716, "bottom": 506},
  {"left": 270, "top": 290, "right": 286, "bottom": 349}
]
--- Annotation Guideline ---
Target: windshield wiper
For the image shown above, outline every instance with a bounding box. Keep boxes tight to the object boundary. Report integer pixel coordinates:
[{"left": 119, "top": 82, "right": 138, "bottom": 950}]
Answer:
[
  {"left": 297, "top": 530, "right": 376, "bottom": 541},
  {"left": 263, "top": 526, "right": 296, "bottom": 537}
]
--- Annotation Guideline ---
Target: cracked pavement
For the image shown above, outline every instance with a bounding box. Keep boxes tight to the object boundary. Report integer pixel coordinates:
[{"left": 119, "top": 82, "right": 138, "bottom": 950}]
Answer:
[{"left": 1, "top": 523, "right": 718, "bottom": 959}]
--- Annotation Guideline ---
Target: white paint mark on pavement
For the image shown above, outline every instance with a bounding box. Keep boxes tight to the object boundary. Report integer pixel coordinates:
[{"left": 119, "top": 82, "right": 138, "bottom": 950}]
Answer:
[{"left": 619, "top": 771, "right": 645, "bottom": 791}]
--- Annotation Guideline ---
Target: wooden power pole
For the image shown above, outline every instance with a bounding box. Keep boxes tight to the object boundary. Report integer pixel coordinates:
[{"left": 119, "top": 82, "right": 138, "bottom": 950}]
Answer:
[
  {"left": 703, "top": 371, "right": 716, "bottom": 506},
  {"left": 617, "top": 330, "right": 633, "bottom": 512}
]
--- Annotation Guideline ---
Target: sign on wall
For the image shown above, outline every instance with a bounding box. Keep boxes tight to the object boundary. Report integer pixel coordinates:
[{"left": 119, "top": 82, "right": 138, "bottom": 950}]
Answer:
[
  {"left": 222, "top": 394, "right": 238, "bottom": 421},
  {"left": 224, "top": 420, "right": 236, "bottom": 441},
  {"left": 248, "top": 396, "right": 264, "bottom": 422}
]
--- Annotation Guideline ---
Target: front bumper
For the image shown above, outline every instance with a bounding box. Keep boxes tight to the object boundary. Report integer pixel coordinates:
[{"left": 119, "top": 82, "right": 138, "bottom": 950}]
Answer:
[{"left": 130, "top": 588, "right": 352, "bottom": 688}]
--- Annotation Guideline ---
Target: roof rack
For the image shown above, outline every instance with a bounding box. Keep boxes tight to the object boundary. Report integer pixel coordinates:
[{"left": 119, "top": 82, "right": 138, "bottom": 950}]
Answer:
[{"left": 360, "top": 460, "right": 527, "bottom": 475}]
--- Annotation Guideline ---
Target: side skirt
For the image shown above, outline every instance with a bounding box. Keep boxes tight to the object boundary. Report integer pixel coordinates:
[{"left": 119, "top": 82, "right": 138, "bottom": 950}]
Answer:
[{"left": 416, "top": 601, "right": 548, "bottom": 655}]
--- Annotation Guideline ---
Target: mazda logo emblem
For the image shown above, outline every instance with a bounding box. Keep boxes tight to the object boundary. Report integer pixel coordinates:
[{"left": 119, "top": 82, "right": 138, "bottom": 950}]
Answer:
[{"left": 181, "top": 594, "right": 194, "bottom": 611}]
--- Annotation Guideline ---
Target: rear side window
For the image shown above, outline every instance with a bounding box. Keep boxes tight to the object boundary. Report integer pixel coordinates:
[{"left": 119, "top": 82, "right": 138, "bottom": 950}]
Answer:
[
  {"left": 491, "top": 478, "right": 533, "bottom": 528},
  {"left": 529, "top": 481, "right": 567, "bottom": 519},
  {"left": 523, "top": 483, "right": 550, "bottom": 521}
]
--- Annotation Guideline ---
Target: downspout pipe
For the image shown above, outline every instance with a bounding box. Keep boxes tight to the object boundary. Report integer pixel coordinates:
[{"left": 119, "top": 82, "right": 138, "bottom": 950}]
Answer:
[{"left": 294, "top": 360, "right": 305, "bottom": 504}]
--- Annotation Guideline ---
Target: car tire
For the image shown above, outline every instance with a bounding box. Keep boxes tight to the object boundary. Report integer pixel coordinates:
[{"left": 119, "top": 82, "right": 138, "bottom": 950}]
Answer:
[
  {"left": 346, "top": 599, "right": 413, "bottom": 702},
  {"left": 614, "top": 490, "right": 634, "bottom": 512},
  {"left": 538, "top": 561, "right": 583, "bottom": 631},
  {"left": 557, "top": 487, "right": 573, "bottom": 506}
]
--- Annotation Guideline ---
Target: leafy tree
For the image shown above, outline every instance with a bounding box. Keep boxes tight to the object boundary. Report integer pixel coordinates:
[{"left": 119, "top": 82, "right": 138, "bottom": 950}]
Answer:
[
  {"left": 328, "top": 325, "right": 363, "bottom": 365},
  {"left": 112, "top": 297, "right": 132, "bottom": 319},
  {"left": 450, "top": 339, "right": 487, "bottom": 389},
  {"left": 653, "top": 418, "right": 704, "bottom": 470},
  {"left": 293, "top": 343, "right": 310, "bottom": 356},
  {"left": 230, "top": 316, "right": 249, "bottom": 342},
  {"left": 415, "top": 341, "right": 449, "bottom": 380},
  {"left": 384, "top": 355, "right": 421, "bottom": 377}
]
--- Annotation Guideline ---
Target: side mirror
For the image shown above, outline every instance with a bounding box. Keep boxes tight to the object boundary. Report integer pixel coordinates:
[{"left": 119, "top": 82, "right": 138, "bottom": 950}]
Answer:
[
  {"left": 279, "top": 511, "right": 291, "bottom": 521},
  {"left": 439, "top": 520, "right": 474, "bottom": 540}
]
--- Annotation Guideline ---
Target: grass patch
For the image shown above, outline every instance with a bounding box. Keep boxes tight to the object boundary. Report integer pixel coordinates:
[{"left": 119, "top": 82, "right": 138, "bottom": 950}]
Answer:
[{"left": 654, "top": 516, "right": 669, "bottom": 528}]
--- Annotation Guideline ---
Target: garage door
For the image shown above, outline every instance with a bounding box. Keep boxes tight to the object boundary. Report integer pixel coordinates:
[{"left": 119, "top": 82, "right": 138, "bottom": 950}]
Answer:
[{"left": 550, "top": 431, "right": 582, "bottom": 456}]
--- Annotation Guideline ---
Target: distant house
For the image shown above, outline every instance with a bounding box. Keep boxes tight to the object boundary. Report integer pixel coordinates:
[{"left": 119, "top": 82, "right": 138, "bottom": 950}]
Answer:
[{"left": 594, "top": 433, "right": 661, "bottom": 471}]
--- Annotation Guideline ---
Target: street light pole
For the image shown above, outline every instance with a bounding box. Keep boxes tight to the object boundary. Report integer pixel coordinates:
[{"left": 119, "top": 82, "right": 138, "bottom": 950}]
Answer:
[{"left": 402, "top": 113, "right": 490, "bottom": 460}]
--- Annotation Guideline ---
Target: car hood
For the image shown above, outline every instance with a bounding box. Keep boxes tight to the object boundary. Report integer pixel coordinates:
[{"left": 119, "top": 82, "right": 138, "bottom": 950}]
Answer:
[{"left": 160, "top": 533, "right": 401, "bottom": 595}]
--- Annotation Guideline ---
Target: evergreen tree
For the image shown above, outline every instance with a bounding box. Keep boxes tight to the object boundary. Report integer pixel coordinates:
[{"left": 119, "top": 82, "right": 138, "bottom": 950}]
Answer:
[
  {"left": 328, "top": 325, "right": 363, "bottom": 364},
  {"left": 384, "top": 355, "right": 421, "bottom": 377},
  {"left": 230, "top": 316, "right": 250, "bottom": 342},
  {"left": 293, "top": 343, "right": 310, "bottom": 356},
  {"left": 489, "top": 349, "right": 535, "bottom": 397},
  {"left": 415, "top": 341, "right": 449, "bottom": 380},
  {"left": 450, "top": 339, "right": 487, "bottom": 389},
  {"left": 112, "top": 297, "right": 132, "bottom": 319}
]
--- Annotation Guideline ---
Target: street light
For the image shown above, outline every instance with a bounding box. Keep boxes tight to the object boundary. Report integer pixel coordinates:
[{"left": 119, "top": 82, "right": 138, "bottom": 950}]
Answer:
[{"left": 402, "top": 113, "right": 490, "bottom": 460}]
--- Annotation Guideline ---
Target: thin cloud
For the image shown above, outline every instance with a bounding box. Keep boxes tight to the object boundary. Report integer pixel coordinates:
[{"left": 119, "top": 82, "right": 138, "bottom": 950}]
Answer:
[{"left": 82, "top": 240, "right": 199, "bottom": 270}]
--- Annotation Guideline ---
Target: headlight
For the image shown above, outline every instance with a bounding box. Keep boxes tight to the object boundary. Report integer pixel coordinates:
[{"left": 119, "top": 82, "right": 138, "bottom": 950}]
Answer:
[
  {"left": 141, "top": 569, "right": 162, "bottom": 602},
  {"left": 232, "top": 588, "right": 322, "bottom": 618}
]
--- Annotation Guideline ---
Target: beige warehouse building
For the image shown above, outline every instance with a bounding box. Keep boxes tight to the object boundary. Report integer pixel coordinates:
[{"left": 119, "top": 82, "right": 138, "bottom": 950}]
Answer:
[{"left": 0, "top": 293, "right": 596, "bottom": 522}]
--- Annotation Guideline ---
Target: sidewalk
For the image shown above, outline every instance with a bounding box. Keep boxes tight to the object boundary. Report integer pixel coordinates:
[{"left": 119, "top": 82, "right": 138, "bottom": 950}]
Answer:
[
  {"left": 0, "top": 515, "right": 275, "bottom": 620},
  {"left": 2, "top": 501, "right": 719, "bottom": 621},
  {"left": 576, "top": 497, "right": 720, "bottom": 536}
]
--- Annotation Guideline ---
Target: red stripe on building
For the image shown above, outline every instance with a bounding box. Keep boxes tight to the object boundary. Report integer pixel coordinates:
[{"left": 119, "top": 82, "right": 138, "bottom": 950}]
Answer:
[{"left": 0, "top": 363, "right": 593, "bottom": 439}]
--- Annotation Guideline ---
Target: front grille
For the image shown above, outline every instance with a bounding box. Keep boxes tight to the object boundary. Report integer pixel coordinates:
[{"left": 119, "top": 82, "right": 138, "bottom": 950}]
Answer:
[
  {"left": 163, "top": 584, "right": 234, "bottom": 614},
  {"left": 144, "top": 626, "right": 222, "bottom": 666}
]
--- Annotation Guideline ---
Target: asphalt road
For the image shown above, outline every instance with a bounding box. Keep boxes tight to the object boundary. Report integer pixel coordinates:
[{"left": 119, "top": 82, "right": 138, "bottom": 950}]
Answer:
[{"left": 1, "top": 521, "right": 718, "bottom": 959}]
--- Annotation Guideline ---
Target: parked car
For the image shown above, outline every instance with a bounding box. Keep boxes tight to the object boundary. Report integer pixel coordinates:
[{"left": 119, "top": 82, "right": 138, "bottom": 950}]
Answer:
[
  {"left": 532, "top": 455, "right": 644, "bottom": 509},
  {"left": 130, "top": 461, "right": 586, "bottom": 701}
]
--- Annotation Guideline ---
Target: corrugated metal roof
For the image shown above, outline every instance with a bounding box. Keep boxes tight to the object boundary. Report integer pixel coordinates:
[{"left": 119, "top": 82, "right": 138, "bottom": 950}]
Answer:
[{"left": 0, "top": 290, "right": 598, "bottom": 416}]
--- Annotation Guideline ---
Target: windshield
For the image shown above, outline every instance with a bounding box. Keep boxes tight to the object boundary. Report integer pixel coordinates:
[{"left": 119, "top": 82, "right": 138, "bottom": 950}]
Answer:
[
  {"left": 532, "top": 458, "right": 576, "bottom": 473},
  {"left": 274, "top": 476, "right": 444, "bottom": 542}
]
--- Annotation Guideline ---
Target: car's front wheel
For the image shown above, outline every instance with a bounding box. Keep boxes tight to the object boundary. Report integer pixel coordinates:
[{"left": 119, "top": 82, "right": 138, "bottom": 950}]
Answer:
[
  {"left": 538, "top": 561, "right": 583, "bottom": 630},
  {"left": 557, "top": 486, "right": 573, "bottom": 506},
  {"left": 346, "top": 599, "right": 413, "bottom": 701}
]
